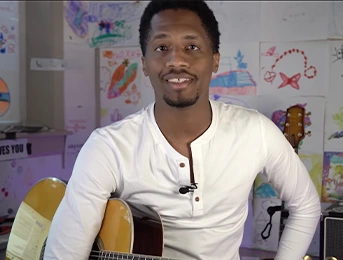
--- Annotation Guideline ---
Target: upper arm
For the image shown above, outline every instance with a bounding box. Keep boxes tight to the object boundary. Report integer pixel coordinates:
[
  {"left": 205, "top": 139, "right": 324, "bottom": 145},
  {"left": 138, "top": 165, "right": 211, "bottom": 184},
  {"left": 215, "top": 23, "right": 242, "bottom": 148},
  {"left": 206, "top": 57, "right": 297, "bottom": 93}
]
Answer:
[
  {"left": 258, "top": 113, "right": 320, "bottom": 211},
  {"left": 44, "top": 129, "right": 121, "bottom": 259}
]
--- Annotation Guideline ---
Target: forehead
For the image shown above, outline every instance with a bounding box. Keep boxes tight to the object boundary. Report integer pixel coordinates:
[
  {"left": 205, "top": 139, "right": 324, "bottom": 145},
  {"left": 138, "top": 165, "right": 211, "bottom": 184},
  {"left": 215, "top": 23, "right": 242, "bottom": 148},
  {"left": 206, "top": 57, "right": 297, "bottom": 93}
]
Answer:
[{"left": 149, "top": 9, "right": 207, "bottom": 39}]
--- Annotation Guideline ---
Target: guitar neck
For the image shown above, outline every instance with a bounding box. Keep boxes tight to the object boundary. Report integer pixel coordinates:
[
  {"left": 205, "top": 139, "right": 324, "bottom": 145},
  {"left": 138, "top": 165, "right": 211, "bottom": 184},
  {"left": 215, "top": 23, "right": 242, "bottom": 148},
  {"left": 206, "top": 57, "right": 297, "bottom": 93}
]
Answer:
[{"left": 92, "top": 250, "right": 180, "bottom": 260}]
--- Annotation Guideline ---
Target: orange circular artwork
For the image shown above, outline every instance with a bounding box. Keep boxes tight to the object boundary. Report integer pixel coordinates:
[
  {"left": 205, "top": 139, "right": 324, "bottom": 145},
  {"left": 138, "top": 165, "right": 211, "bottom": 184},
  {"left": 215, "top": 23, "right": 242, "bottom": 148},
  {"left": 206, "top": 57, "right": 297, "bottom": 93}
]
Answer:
[{"left": 0, "top": 77, "right": 10, "bottom": 116}]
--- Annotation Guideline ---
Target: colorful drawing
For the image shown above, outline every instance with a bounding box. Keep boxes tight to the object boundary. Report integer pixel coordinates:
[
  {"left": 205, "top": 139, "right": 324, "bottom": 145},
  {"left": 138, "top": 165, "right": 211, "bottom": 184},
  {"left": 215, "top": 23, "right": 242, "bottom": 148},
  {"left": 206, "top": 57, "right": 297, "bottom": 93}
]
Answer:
[
  {"left": 0, "top": 77, "right": 10, "bottom": 116},
  {"left": 123, "top": 84, "right": 141, "bottom": 105},
  {"left": 263, "top": 48, "right": 317, "bottom": 88},
  {"left": 261, "top": 46, "right": 279, "bottom": 58},
  {"left": 299, "top": 153, "right": 323, "bottom": 198},
  {"left": 107, "top": 59, "right": 138, "bottom": 99},
  {"left": 64, "top": 0, "right": 88, "bottom": 40},
  {"left": 210, "top": 50, "right": 257, "bottom": 95},
  {"left": 0, "top": 21, "right": 16, "bottom": 54},
  {"left": 328, "top": 105, "right": 343, "bottom": 140},
  {"left": 322, "top": 152, "right": 343, "bottom": 202}
]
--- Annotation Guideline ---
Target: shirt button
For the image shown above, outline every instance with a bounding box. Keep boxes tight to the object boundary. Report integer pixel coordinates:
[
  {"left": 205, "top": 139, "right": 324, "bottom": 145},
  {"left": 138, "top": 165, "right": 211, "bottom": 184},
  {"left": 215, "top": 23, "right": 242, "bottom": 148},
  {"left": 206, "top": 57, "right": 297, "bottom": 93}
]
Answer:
[
  {"left": 179, "top": 162, "right": 185, "bottom": 168},
  {"left": 195, "top": 197, "right": 200, "bottom": 202}
]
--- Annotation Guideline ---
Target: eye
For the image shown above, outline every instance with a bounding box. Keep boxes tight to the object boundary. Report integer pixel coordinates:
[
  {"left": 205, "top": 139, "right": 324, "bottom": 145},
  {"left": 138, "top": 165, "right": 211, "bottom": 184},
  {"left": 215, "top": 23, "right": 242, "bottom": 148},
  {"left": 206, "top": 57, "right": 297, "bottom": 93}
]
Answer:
[
  {"left": 187, "top": 45, "right": 199, "bottom": 51},
  {"left": 155, "top": 46, "right": 168, "bottom": 52}
]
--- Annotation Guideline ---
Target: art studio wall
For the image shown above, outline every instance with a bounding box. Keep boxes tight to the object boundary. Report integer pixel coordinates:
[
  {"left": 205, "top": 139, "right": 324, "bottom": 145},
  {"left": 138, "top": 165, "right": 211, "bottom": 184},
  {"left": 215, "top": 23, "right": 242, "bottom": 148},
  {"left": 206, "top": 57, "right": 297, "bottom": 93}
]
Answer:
[{"left": 1, "top": 1, "right": 343, "bottom": 256}]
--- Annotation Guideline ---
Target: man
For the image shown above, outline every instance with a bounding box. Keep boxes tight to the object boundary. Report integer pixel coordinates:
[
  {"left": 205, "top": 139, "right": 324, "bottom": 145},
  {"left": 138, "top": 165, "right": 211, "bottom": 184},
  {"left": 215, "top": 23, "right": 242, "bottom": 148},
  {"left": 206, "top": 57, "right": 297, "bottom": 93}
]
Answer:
[{"left": 44, "top": 0, "right": 321, "bottom": 259}]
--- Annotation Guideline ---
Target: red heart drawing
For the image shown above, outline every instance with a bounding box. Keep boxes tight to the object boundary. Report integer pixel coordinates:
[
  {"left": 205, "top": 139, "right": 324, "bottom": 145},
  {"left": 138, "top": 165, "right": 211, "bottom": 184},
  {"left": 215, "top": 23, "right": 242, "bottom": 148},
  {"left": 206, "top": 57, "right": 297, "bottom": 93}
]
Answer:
[{"left": 264, "top": 71, "right": 276, "bottom": 83}]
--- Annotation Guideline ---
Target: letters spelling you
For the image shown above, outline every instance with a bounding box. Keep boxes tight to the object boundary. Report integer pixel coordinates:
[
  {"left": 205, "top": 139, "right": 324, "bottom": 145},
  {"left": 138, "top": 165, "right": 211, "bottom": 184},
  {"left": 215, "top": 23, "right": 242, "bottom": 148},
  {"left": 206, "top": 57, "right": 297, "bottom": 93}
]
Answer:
[{"left": 0, "top": 144, "right": 25, "bottom": 155}]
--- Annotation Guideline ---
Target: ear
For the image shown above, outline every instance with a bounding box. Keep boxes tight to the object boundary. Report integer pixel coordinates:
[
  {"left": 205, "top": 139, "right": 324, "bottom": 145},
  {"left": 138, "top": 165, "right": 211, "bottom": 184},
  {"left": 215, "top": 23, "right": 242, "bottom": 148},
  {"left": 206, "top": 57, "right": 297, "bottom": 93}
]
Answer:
[
  {"left": 212, "top": 52, "right": 220, "bottom": 73},
  {"left": 141, "top": 56, "right": 149, "bottom": 77}
]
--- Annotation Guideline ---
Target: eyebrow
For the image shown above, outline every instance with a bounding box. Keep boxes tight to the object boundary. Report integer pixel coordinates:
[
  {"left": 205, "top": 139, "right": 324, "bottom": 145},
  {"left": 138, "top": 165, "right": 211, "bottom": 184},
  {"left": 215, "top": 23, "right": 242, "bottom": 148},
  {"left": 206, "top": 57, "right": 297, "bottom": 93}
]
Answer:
[{"left": 151, "top": 33, "right": 199, "bottom": 41}]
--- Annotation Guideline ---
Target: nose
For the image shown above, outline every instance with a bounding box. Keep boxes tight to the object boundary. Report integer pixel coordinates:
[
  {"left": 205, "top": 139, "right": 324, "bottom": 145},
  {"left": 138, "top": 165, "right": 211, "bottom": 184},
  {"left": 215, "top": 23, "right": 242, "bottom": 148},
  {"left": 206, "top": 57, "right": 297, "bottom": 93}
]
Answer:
[{"left": 166, "top": 48, "right": 190, "bottom": 68}]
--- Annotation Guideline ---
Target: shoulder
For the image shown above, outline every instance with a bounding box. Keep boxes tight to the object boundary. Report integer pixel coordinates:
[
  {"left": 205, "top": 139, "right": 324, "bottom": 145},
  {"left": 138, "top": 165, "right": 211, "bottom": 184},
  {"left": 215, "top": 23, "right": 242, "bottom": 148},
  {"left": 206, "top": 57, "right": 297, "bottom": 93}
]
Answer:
[{"left": 211, "top": 99, "right": 262, "bottom": 126}]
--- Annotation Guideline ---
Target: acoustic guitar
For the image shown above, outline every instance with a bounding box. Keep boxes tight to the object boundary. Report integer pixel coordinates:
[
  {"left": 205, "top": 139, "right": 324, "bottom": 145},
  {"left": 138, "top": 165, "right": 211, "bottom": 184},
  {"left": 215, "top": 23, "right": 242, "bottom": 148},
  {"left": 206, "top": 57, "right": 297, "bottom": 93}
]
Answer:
[
  {"left": 278, "top": 105, "right": 311, "bottom": 239},
  {"left": 5, "top": 177, "right": 174, "bottom": 260}
]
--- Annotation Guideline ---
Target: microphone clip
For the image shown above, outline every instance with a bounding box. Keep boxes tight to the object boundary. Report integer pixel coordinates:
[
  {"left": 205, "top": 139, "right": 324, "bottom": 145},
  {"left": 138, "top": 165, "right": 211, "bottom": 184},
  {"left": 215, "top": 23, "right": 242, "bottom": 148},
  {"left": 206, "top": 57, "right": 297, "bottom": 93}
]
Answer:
[{"left": 179, "top": 183, "right": 198, "bottom": 194}]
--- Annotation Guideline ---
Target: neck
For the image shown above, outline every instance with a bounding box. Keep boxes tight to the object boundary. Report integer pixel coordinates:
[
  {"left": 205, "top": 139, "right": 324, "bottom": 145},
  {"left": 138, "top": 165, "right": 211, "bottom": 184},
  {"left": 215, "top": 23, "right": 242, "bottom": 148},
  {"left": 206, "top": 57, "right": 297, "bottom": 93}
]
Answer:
[{"left": 154, "top": 99, "right": 212, "bottom": 143}]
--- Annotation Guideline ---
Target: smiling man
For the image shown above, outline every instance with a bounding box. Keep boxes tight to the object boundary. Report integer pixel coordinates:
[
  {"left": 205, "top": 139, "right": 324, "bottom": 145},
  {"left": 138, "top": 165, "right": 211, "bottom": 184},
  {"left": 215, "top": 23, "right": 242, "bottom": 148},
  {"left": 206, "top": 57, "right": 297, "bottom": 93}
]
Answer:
[{"left": 43, "top": 1, "right": 321, "bottom": 260}]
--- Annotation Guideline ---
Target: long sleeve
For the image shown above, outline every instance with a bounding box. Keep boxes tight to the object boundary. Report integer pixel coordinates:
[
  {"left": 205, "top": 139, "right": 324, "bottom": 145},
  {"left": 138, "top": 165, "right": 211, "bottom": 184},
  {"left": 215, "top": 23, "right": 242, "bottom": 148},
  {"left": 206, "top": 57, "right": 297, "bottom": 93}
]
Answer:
[
  {"left": 259, "top": 113, "right": 321, "bottom": 260},
  {"left": 43, "top": 129, "right": 121, "bottom": 260}
]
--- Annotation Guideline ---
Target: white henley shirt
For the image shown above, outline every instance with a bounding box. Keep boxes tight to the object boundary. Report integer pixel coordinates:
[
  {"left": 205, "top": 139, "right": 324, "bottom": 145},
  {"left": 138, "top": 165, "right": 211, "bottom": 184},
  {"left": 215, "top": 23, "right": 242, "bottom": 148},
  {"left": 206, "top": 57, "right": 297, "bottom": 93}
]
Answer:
[{"left": 43, "top": 100, "right": 321, "bottom": 260}]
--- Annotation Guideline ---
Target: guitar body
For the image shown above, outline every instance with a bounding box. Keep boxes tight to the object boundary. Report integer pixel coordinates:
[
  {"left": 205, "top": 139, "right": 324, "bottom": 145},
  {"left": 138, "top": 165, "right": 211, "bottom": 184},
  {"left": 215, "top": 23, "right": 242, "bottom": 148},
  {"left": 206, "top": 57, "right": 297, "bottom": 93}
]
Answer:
[
  {"left": 5, "top": 178, "right": 165, "bottom": 260},
  {"left": 5, "top": 177, "right": 67, "bottom": 260}
]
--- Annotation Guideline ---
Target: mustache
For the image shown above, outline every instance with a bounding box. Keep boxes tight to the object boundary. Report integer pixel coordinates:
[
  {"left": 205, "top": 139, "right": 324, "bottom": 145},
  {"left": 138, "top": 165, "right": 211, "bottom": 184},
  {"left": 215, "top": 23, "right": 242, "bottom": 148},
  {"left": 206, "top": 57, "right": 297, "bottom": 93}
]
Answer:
[{"left": 161, "top": 69, "right": 196, "bottom": 79}]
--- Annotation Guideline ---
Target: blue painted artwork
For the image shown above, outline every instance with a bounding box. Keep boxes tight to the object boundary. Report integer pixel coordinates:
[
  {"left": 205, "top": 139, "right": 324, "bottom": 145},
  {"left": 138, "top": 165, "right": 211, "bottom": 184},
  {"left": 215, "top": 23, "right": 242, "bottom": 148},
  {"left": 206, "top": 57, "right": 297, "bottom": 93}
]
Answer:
[{"left": 210, "top": 49, "right": 257, "bottom": 95}]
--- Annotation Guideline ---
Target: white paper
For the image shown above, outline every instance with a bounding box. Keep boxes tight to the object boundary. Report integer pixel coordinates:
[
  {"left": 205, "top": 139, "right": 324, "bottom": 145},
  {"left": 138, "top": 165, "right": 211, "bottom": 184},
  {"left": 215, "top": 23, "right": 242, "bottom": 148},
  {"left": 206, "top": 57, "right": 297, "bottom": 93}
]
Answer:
[
  {"left": 0, "top": 70, "right": 20, "bottom": 124},
  {"left": 30, "top": 58, "right": 66, "bottom": 71},
  {"left": 253, "top": 197, "right": 281, "bottom": 252},
  {"left": 259, "top": 41, "right": 329, "bottom": 97},
  {"left": 328, "top": 1, "right": 343, "bottom": 39},
  {"left": 210, "top": 42, "right": 260, "bottom": 96},
  {"left": 63, "top": 0, "right": 89, "bottom": 44},
  {"left": 0, "top": 139, "right": 28, "bottom": 162},
  {"left": 87, "top": 1, "right": 148, "bottom": 48},
  {"left": 260, "top": 2, "right": 329, "bottom": 41},
  {"left": 98, "top": 46, "right": 154, "bottom": 127},
  {"left": 206, "top": 1, "right": 260, "bottom": 43},
  {"left": 64, "top": 105, "right": 96, "bottom": 170},
  {"left": 324, "top": 41, "right": 343, "bottom": 151}
]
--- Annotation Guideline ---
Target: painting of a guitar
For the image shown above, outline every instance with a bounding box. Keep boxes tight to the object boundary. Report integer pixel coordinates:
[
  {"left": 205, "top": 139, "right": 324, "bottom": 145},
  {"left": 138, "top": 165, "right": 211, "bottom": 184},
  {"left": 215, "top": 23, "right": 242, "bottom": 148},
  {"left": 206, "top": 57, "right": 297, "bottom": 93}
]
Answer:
[{"left": 5, "top": 177, "right": 176, "bottom": 260}]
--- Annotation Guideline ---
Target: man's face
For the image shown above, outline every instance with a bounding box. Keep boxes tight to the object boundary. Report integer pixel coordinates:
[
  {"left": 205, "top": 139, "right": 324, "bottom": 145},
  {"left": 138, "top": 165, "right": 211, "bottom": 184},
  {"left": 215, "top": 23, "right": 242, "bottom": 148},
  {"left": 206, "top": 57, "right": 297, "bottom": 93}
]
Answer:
[{"left": 142, "top": 9, "right": 220, "bottom": 108}]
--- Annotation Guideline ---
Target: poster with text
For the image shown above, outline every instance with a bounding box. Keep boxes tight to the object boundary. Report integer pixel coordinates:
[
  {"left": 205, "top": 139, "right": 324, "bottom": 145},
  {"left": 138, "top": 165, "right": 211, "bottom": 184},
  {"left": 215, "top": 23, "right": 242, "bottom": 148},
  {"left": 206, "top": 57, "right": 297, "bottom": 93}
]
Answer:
[
  {"left": 98, "top": 46, "right": 154, "bottom": 127},
  {"left": 210, "top": 42, "right": 260, "bottom": 96},
  {"left": 259, "top": 41, "right": 329, "bottom": 97}
]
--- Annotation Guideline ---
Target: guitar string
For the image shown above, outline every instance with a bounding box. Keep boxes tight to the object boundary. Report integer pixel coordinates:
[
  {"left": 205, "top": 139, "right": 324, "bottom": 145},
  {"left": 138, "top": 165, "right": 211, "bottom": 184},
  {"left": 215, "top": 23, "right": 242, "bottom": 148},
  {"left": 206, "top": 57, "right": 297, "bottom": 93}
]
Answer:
[{"left": 88, "top": 250, "right": 178, "bottom": 260}]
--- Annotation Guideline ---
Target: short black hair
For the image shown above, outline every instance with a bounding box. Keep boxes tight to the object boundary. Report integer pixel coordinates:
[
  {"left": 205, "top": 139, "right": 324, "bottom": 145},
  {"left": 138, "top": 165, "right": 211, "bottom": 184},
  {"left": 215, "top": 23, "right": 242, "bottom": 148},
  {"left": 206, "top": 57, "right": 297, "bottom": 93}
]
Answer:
[{"left": 139, "top": 0, "right": 220, "bottom": 56}]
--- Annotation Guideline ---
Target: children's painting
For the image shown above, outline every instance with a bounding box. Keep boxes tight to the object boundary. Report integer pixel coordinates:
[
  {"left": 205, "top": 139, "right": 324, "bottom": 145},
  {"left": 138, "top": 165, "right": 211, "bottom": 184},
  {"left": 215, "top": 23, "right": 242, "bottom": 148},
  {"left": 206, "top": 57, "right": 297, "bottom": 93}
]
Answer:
[
  {"left": 252, "top": 197, "right": 281, "bottom": 252},
  {"left": 324, "top": 41, "right": 343, "bottom": 151},
  {"left": 64, "top": 0, "right": 89, "bottom": 44},
  {"left": 210, "top": 43, "right": 259, "bottom": 96},
  {"left": 87, "top": 1, "right": 148, "bottom": 48},
  {"left": 259, "top": 41, "right": 329, "bottom": 96},
  {"left": 0, "top": 71, "right": 19, "bottom": 124},
  {"left": 260, "top": 2, "right": 329, "bottom": 41},
  {"left": 322, "top": 152, "right": 343, "bottom": 202},
  {"left": 98, "top": 46, "right": 154, "bottom": 127},
  {"left": 209, "top": 94, "right": 254, "bottom": 109},
  {"left": 0, "top": 18, "right": 18, "bottom": 55}
]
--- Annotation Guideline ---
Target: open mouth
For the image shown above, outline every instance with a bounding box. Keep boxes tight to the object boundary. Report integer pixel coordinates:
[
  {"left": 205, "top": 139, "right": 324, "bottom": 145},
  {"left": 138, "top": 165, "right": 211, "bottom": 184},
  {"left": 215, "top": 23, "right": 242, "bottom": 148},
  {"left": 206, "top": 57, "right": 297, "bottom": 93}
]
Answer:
[{"left": 166, "top": 78, "right": 193, "bottom": 90}]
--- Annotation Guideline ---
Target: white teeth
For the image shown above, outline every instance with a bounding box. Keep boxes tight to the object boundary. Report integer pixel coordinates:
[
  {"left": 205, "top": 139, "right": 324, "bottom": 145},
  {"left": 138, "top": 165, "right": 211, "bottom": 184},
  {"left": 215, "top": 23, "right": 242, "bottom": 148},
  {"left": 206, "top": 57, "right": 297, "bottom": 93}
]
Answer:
[{"left": 168, "top": 78, "right": 189, "bottom": 83}]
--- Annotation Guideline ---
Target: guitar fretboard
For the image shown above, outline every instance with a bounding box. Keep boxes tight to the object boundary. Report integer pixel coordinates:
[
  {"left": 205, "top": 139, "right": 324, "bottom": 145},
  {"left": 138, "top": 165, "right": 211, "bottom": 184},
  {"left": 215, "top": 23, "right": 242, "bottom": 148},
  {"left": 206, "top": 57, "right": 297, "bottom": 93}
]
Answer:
[{"left": 90, "top": 250, "right": 180, "bottom": 260}]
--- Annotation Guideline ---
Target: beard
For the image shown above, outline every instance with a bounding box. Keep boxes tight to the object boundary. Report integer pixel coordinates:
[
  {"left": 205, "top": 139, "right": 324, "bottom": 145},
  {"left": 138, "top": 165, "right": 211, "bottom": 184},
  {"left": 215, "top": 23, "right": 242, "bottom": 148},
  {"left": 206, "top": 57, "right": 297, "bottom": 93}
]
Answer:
[{"left": 163, "top": 92, "right": 200, "bottom": 108}]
